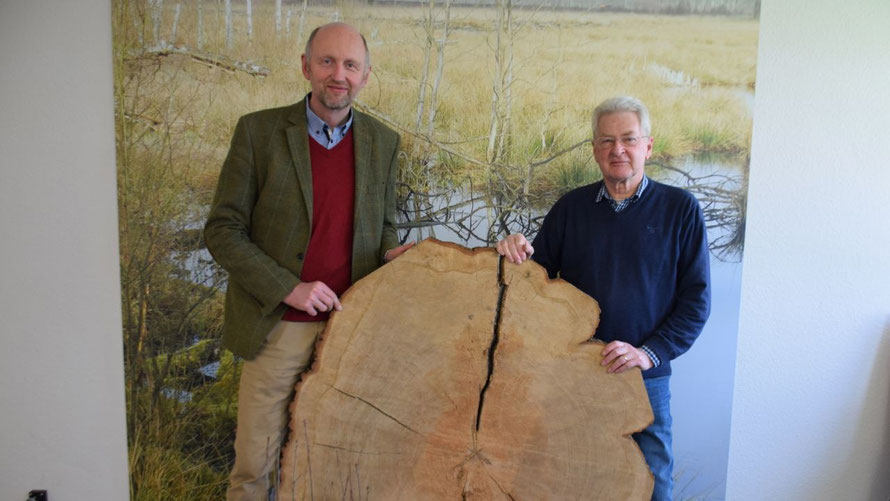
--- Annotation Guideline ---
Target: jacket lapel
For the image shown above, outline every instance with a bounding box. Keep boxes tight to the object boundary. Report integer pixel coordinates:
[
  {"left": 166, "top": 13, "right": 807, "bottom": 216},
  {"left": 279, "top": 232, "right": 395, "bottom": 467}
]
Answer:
[
  {"left": 285, "top": 99, "right": 313, "bottom": 224},
  {"left": 352, "top": 111, "right": 371, "bottom": 228}
]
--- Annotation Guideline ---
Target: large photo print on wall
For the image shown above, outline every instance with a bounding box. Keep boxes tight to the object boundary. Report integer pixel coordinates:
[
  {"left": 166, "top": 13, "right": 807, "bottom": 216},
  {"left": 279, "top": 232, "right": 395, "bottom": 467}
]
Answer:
[{"left": 112, "top": 0, "right": 758, "bottom": 498}]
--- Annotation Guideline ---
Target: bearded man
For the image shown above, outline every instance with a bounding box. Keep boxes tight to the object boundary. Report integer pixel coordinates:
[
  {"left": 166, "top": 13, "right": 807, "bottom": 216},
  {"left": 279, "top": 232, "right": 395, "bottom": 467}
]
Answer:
[{"left": 205, "top": 22, "right": 412, "bottom": 500}]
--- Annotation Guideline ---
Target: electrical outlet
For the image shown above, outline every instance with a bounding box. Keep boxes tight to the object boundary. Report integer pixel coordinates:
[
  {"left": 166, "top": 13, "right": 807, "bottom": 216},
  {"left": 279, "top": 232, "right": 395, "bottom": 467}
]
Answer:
[{"left": 27, "top": 490, "right": 47, "bottom": 501}]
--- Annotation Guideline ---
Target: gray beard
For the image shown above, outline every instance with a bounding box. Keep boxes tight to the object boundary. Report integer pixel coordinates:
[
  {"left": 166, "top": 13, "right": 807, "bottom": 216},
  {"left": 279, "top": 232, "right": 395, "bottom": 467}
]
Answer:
[{"left": 320, "top": 92, "right": 352, "bottom": 111}]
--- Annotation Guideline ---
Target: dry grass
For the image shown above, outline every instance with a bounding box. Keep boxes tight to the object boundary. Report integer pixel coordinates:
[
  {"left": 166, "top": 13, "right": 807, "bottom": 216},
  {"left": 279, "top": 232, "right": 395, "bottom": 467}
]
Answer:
[{"left": 125, "top": 2, "right": 758, "bottom": 188}]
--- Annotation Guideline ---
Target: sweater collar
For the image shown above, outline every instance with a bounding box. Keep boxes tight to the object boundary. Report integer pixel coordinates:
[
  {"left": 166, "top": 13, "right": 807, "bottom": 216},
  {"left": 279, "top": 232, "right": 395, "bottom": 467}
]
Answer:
[{"left": 596, "top": 175, "right": 649, "bottom": 213}]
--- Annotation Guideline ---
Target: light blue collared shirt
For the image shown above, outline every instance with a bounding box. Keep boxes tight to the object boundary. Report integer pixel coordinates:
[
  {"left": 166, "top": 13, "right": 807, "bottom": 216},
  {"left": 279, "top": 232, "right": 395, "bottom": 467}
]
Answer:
[{"left": 305, "top": 96, "right": 353, "bottom": 149}]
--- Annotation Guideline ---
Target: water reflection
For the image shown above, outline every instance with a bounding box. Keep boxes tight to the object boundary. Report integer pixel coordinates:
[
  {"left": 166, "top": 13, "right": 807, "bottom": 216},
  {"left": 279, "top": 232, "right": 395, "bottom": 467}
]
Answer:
[
  {"left": 398, "top": 152, "right": 748, "bottom": 263},
  {"left": 653, "top": 153, "right": 748, "bottom": 262}
]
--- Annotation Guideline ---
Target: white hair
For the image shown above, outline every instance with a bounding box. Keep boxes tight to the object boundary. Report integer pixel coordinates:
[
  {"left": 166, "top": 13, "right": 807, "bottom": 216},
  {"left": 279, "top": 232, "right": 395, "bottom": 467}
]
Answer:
[{"left": 592, "top": 96, "right": 652, "bottom": 137}]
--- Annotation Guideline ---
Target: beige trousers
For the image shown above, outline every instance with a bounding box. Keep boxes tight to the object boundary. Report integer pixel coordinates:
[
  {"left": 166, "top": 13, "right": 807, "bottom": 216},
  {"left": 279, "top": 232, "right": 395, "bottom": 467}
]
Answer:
[{"left": 226, "top": 320, "right": 326, "bottom": 501}]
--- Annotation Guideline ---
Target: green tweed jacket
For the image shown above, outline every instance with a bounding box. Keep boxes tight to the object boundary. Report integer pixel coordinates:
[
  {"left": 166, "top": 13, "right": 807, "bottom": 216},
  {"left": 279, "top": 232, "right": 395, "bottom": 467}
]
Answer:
[{"left": 204, "top": 96, "right": 401, "bottom": 359}]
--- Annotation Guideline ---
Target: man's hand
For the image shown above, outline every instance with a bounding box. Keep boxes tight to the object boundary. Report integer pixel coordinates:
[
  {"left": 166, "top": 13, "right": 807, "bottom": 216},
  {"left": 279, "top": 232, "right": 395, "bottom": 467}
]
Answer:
[
  {"left": 601, "top": 341, "right": 654, "bottom": 373},
  {"left": 384, "top": 242, "right": 416, "bottom": 262},
  {"left": 283, "top": 281, "right": 342, "bottom": 316},
  {"left": 495, "top": 234, "right": 534, "bottom": 264}
]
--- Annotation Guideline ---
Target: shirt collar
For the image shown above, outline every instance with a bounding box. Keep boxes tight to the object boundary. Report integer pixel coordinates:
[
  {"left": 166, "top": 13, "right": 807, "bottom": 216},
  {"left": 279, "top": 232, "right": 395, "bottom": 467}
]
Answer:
[
  {"left": 305, "top": 94, "right": 354, "bottom": 149},
  {"left": 596, "top": 175, "right": 649, "bottom": 211}
]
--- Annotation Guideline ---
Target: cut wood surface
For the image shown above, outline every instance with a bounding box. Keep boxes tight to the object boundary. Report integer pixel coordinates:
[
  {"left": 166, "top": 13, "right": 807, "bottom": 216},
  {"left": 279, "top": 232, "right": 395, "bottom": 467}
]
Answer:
[{"left": 279, "top": 239, "right": 653, "bottom": 500}]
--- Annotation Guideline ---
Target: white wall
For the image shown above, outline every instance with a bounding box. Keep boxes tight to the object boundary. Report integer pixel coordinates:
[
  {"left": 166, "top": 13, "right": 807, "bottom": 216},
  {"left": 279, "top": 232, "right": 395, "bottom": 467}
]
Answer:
[
  {"left": 0, "top": 1, "right": 129, "bottom": 500},
  {"left": 727, "top": 0, "right": 890, "bottom": 499},
  {"left": 2, "top": 1, "right": 889, "bottom": 500}
]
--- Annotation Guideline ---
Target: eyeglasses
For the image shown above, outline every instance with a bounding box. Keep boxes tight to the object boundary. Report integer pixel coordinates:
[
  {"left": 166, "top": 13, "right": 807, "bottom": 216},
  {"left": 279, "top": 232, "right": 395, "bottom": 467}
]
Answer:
[{"left": 593, "top": 136, "right": 649, "bottom": 148}]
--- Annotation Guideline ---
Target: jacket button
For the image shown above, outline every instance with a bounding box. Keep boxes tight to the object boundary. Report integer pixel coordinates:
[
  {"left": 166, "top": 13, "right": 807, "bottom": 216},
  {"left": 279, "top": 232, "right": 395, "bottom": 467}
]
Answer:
[{"left": 297, "top": 252, "right": 305, "bottom": 260}]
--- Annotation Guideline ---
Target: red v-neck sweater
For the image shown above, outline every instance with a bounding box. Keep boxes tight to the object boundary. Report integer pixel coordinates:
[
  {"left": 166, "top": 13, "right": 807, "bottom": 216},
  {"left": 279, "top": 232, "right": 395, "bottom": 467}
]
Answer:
[{"left": 283, "top": 129, "right": 355, "bottom": 322}]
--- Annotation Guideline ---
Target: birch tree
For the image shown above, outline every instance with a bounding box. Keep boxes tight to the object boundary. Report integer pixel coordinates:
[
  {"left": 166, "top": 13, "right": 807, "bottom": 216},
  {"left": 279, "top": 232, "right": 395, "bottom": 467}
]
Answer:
[
  {"left": 170, "top": 2, "right": 182, "bottom": 45},
  {"left": 409, "top": 1, "right": 436, "bottom": 240},
  {"left": 151, "top": 0, "right": 164, "bottom": 45},
  {"left": 525, "top": 31, "right": 564, "bottom": 197},
  {"left": 486, "top": 0, "right": 515, "bottom": 165},
  {"left": 426, "top": 0, "right": 452, "bottom": 140},
  {"left": 246, "top": 0, "right": 253, "bottom": 42},
  {"left": 297, "top": 0, "right": 309, "bottom": 45},
  {"left": 225, "top": 0, "right": 232, "bottom": 49},
  {"left": 196, "top": 0, "right": 204, "bottom": 50},
  {"left": 407, "top": 0, "right": 454, "bottom": 240},
  {"left": 286, "top": 7, "right": 293, "bottom": 37}
]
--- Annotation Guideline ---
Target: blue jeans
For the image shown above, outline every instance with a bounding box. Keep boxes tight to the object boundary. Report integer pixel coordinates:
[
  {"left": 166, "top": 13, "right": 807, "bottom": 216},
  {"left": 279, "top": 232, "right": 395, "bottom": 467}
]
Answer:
[{"left": 633, "top": 376, "right": 673, "bottom": 501}]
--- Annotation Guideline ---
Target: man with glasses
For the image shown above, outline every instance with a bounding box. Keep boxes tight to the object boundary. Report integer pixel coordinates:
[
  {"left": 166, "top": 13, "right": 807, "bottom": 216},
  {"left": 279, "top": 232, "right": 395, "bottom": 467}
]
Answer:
[{"left": 496, "top": 96, "right": 711, "bottom": 501}]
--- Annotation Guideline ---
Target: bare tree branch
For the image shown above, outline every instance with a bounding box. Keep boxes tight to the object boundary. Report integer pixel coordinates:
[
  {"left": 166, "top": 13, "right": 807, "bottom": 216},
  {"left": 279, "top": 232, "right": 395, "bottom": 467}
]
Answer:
[{"left": 133, "top": 46, "right": 270, "bottom": 77}]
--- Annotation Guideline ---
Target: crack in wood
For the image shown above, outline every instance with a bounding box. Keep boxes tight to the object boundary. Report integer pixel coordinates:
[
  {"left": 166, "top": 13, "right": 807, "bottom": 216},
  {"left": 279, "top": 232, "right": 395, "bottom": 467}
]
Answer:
[
  {"left": 315, "top": 443, "right": 404, "bottom": 456},
  {"left": 331, "top": 386, "right": 421, "bottom": 435},
  {"left": 487, "top": 468, "right": 516, "bottom": 500},
  {"left": 304, "top": 420, "right": 315, "bottom": 501},
  {"left": 475, "top": 255, "right": 507, "bottom": 432}
]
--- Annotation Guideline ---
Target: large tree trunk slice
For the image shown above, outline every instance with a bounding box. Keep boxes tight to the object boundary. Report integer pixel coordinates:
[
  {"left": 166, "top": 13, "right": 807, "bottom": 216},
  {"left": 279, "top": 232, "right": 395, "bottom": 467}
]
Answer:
[{"left": 279, "top": 239, "right": 653, "bottom": 500}]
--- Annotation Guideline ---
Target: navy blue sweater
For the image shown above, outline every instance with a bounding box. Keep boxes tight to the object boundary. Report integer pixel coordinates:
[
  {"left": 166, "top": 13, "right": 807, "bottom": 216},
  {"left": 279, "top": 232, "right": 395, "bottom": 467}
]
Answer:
[{"left": 532, "top": 179, "right": 711, "bottom": 379}]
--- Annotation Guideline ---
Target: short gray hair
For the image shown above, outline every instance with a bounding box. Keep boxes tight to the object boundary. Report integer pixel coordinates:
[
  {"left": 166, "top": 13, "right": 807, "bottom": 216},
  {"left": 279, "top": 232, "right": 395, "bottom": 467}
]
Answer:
[
  {"left": 592, "top": 96, "right": 651, "bottom": 138},
  {"left": 304, "top": 24, "right": 371, "bottom": 70}
]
